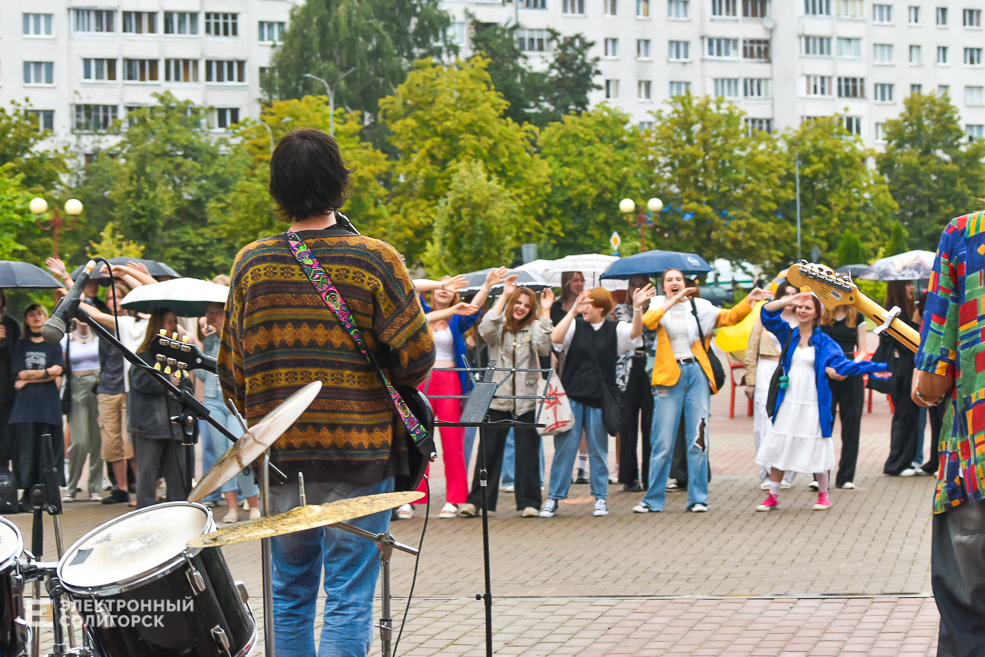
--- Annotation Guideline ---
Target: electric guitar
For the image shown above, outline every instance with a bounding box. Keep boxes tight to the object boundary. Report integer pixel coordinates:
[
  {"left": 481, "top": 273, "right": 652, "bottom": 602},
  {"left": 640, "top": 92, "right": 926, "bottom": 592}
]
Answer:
[
  {"left": 786, "top": 261, "right": 920, "bottom": 354},
  {"left": 147, "top": 330, "right": 217, "bottom": 377}
]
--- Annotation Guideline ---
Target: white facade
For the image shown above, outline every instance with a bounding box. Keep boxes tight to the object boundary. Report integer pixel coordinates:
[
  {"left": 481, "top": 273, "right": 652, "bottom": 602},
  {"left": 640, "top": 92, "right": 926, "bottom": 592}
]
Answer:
[
  {"left": 443, "top": 0, "right": 985, "bottom": 147},
  {"left": 1, "top": 0, "right": 297, "bottom": 144}
]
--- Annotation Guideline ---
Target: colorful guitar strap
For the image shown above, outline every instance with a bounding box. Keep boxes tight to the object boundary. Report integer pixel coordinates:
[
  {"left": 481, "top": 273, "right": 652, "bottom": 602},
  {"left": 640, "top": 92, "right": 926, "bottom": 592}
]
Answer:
[{"left": 286, "top": 231, "right": 429, "bottom": 446}]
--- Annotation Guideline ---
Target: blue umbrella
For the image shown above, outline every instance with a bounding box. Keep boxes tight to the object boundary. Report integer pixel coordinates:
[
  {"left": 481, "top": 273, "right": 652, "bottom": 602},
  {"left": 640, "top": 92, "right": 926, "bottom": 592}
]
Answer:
[{"left": 600, "top": 250, "right": 713, "bottom": 280}]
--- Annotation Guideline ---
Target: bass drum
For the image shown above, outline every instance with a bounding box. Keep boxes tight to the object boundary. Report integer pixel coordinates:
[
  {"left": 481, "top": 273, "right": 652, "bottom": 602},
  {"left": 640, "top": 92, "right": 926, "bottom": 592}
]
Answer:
[
  {"left": 0, "top": 516, "right": 29, "bottom": 656},
  {"left": 57, "top": 502, "right": 256, "bottom": 657}
]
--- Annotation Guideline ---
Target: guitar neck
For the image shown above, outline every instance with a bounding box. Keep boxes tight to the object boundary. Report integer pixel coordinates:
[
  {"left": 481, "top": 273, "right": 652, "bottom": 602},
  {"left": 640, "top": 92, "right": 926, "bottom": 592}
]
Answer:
[{"left": 851, "top": 294, "right": 920, "bottom": 354}]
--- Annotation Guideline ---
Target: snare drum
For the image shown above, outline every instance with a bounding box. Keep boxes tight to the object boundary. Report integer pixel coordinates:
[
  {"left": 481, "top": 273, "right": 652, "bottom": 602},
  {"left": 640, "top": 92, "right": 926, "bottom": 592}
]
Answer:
[
  {"left": 57, "top": 502, "right": 257, "bottom": 657},
  {"left": 0, "top": 516, "right": 29, "bottom": 656}
]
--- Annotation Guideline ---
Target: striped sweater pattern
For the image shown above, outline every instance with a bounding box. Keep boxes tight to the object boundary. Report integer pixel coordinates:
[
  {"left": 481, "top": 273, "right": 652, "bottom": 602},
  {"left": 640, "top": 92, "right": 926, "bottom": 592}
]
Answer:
[{"left": 217, "top": 227, "right": 436, "bottom": 484}]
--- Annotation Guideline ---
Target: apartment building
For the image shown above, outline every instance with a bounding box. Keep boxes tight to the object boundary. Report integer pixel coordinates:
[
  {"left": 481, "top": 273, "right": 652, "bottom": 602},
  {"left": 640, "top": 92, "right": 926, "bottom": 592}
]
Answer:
[
  {"left": 445, "top": 0, "right": 985, "bottom": 147},
  {"left": 0, "top": 1, "right": 297, "bottom": 143}
]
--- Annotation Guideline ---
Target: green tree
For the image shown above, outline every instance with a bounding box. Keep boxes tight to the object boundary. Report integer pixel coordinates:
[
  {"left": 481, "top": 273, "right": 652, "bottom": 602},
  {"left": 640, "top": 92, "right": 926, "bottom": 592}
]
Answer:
[
  {"left": 468, "top": 18, "right": 538, "bottom": 126},
  {"left": 836, "top": 229, "right": 868, "bottom": 267},
  {"left": 379, "top": 57, "right": 549, "bottom": 263},
  {"left": 422, "top": 159, "right": 520, "bottom": 275},
  {"left": 87, "top": 222, "right": 145, "bottom": 260},
  {"left": 537, "top": 105, "right": 649, "bottom": 255},
  {"left": 534, "top": 31, "right": 602, "bottom": 126},
  {"left": 0, "top": 164, "right": 35, "bottom": 260},
  {"left": 0, "top": 101, "right": 69, "bottom": 191},
  {"left": 877, "top": 93, "right": 985, "bottom": 249},
  {"left": 885, "top": 220, "right": 910, "bottom": 256}
]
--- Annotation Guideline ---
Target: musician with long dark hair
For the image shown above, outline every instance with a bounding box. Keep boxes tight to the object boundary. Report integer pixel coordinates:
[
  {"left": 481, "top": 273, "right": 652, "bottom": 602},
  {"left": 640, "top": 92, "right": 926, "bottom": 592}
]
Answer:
[{"left": 881, "top": 281, "right": 922, "bottom": 477}]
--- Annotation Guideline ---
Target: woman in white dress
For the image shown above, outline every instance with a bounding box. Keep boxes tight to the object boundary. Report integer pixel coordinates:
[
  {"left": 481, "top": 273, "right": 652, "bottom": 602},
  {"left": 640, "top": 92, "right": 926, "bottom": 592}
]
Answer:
[{"left": 755, "top": 292, "right": 889, "bottom": 512}]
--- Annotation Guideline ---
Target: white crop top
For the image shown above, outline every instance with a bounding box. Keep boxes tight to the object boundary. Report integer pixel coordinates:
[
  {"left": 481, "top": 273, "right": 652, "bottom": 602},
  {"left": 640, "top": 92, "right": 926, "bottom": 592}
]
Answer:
[
  {"left": 434, "top": 327, "right": 455, "bottom": 361},
  {"left": 61, "top": 336, "right": 101, "bottom": 372},
  {"left": 665, "top": 303, "right": 693, "bottom": 359}
]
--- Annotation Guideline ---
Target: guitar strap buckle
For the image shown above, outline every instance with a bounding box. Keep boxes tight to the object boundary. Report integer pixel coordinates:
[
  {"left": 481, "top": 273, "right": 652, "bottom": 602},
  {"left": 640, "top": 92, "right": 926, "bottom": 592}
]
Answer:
[{"left": 874, "top": 306, "right": 901, "bottom": 336}]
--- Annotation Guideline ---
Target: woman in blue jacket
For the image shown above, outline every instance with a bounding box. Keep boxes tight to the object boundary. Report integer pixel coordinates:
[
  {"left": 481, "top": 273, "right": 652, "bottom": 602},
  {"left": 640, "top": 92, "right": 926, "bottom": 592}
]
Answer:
[{"left": 755, "top": 292, "right": 889, "bottom": 513}]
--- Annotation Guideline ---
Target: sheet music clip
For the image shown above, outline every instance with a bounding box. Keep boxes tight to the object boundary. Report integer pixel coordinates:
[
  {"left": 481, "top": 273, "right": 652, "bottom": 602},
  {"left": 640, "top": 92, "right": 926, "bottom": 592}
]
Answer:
[{"left": 874, "top": 305, "right": 901, "bottom": 336}]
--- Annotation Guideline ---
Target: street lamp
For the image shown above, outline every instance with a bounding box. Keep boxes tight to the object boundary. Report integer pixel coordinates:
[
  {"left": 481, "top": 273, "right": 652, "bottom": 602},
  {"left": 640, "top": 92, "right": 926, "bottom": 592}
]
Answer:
[
  {"left": 259, "top": 117, "right": 293, "bottom": 155},
  {"left": 30, "top": 197, "right": 83, "bottom": 258},
  {"left": 620, "top": 197, "right": 663, "bottom": 252},
  {"left": 302, "top": 67, "right": 356, "bottom": 137}
]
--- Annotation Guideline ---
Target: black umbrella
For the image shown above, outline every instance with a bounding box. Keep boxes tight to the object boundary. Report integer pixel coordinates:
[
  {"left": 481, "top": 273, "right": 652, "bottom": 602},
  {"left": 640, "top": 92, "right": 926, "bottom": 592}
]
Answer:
[
  {"left": 836, "top": 264, "right": 870, "bottom": 279},
  {"left": 71, "top": 257, "right": 180, "bottom": 281},
  {"left": 0, "top": 261, "right": 64, "bottom": 289}
]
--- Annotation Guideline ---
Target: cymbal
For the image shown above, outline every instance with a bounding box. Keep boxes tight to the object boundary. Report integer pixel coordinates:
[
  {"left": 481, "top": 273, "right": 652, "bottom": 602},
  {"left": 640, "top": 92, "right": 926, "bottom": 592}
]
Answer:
[
  {"left": 187, "top": 491, "right": 424, "bottom": 548},
  {"left": 188, "top": 380, "right": 323, "bottom": 502}
]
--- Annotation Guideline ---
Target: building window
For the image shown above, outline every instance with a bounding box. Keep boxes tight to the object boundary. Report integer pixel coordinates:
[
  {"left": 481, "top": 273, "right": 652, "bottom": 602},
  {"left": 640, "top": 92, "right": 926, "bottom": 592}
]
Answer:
[
  {"left": 671, "top": 40, "right": 692, "bottom": 59},
  {"left": 637, "top": 39, "right": 651, "bottom": 58},
  {"left": 744, "top": 78, "right": 772, "bottom": 98},
  {"left": 74, "top": 104, "right": 117, "bottom": 131},
  {"left": 804, "top": 0, "right": 831, "bottom": 15},
  {"left": 872, "top": 4, "right": 892, "bottom": 22},
  {"left": 714, "top": 78, "right": 740, "bottom": 98},
  {"left": 563, "top": 0, "right": 586, "bottom": 14},
  {"left": 837, "top": 37, "right": 861, "bottom": 57},
  {"left": 123, "top": 12, "right": 157, "bottom": 34},
  {"left": 743, "top": 39, "right": 771, "bottom": 60},
  {"left": 938, "top": 46, "right": 949, "bottom": 64},
  {"left": 743, "top": 0, "right": 770, "bottom": 17},
  {"left": 908, "top": 6, "right": 920, "bottom": 23},
  {"left": 669, "top": 81, "right": 691, "bottom": 96},
  {"left": 259, "top": 22, "right": 285, "bottom": 44},
  {"left": 873, "top": 43, "right": 893, "bottom": 63},
  {"left": 83, "top": 58, "right": 116, "bottom": 81},
  {"left": 637, "top": 0, "right": 650, "bottom": 16},
  {"left": 910, "top": 45, "right": 922, "bottom": 63},
  {"left": 605, "top": 79, "right": 619, "bottom": 98},
  {"left": 73, "top": 9, "right": 115, "bottom": 33},
  {"left": 836, "top": 0, "right": 864, "bottom": 17},
  {"left": 806, "top": 75, "right": 832, "bottom": 95},
  {"left": 875, "top": 122, "right": 887, "bottom": 141},
  {"left": 27, "top": 110, "right": 54, "bottom": 132},
  {"left": 874, "top": 82, "right": 894, "bottom": 101},
  {"left": 838, "top": 76, "right": 865, "bottom": 97},
  {"left": 968, "top": 124, "right": 984, "bottom": 140},
  {"left": 911, "top": 83, "right": 922, "bottom": 94},
  {"left": 638, "top": 79, "right": 652, "bottom": 99},
  {"left": 22, "top": 14, "right": 53, "bottom": 36},
  {"left": 639, "top": 121, "right": 654, "bottom": 130},
  {"left": 206, "top": 60, "right": 246, "bottom": 83},
  {"left": 446, "top": 21, "right": 466, "bottom": 46},
  {"left": 23, "top": 62, "right": 53, "bottom": 85},
  {"left": 745, "top": 118, "right": 772, "bottom": 134},
  {"left": 966, "top": 86, "right": 984, "bottom": 106},
  {"left": 712, "top": 0, "right": 738, "bottom": 16},
  {"left": 965, "top": 9, "right": 982, "bottom": 26},
  {"left": 604, "top": 38, "right": 618, "bottom": 57},
  {"left": 165, "top": 59, "right": 199, "bottom": 82},
  {"left": 124, "top": 59, "right": 159, "bottom": 82},
  {"left": 937, "top": 7, "right": 947, "bottom": 25},
  {"left": 705, "top": 38, "right": 737, "bottom": 58},
  {"left": 205, "top": 13, "right": 238, "bottom": 37},
  {"left": 802, "top": 36, "right": 832, "bottom": 56},
  {"left": 164, "top": 12, "right": 199, "bottom": 35},
  {"left": 604, "top": 0, "right": 617, "bottom": 15},
  {"left": 939, "top": 84, "right": 950, "bottom": 95},
  {"left": 214, "top": 108, "right": 240, "bottom": 129},
  {"left": 966, "top": 48, "right": 983, "bottom": 65},
  {"left": 844, "top": 116, "right": 862, "bottom": 134},
  {"left": 668, "top": 0, "right": 689, "bottom": 17},
  {"left": 522, "top": 0, "right": 547, "bottom": 7},
  {"left": 517, "top": 29, "right": 548, "bottom": 51}
]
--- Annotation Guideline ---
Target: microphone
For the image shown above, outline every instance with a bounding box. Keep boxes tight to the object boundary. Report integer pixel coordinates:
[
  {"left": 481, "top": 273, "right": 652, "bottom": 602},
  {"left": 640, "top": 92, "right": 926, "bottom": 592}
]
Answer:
[{"left": 42, "top": 260, "right": 96, "bottom": 344}]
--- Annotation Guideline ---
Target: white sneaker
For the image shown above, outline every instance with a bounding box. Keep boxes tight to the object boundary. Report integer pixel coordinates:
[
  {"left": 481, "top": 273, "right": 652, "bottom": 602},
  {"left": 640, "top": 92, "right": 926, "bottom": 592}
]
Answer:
[
  {"left": 88, "top": 492, "right": 102, "bottom": 502},
  {"left": 808, "top": 480, "right": 820, "bottom": 491},
  {"left": 899, "top": 468, "right": 916, "bottom": 477},
  {"left": 593, "top": 499, "right": 609, "bottom": 517},
  {"left": 689, "top": 503, "right": 709, "bottom": 513},
  {"left": 242, "top": 499, "right": 250, "bottom": 511},
  {"left": 759, "top": 481, "right": 770, "bottom": 490},
  {"left": 458, "top": 503, "right": 477, "bottom": 517},
  {"left": 539, "top": 499, "right": 559, "bottom": 518},
  {"left": 633, "top": 503, "right": 655, "bottom": 513},
  {"left": 439, "top": 503, "right": 458, "bottom": 518},
  {"left": 839, "top": 482, "right": 856, "bottom": 490},
  {"left": 780, "top": 480, "right": 792, "bottom": 490},
  {"left": 609, "top": 473, "right": 619, "bottom": 484},
  {"left": 521, "top": 507, "right": 538, "bottom": 517},
  {"left": 222, "top": 508, "right": 239, "bottom": 523},
  {"left": 396, "top": 504, "right": 413, "bottom": 519},
  {"left": 501, "top": 484, "right": 515, "bottom": 492}
]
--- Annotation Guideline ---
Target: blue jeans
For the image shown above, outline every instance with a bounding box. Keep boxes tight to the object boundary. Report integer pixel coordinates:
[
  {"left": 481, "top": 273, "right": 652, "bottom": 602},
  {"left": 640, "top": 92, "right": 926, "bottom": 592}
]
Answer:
[
  {"left": 914, "top": 407, "right": 927, "bottom": 468},
  {"left": 643, "top": 362, "right": 711, "bottom": 511},
  {"left": 547, "top": 400, "right": 608, "bottom": 501},
  {"left": 502, "top": 428, "right": 545, "bottom": 487},
  {"left": 270, "top": 477, "right": 394, "bottom": 657},
  {"left": 464, "top": 426, "right": 477, "bottom": 473},
  {"left": 201, "top": 397, "right": 259, "bottom": 497},
  {"left": 199, "top": 417, "right": 222, "bottom": 503}
]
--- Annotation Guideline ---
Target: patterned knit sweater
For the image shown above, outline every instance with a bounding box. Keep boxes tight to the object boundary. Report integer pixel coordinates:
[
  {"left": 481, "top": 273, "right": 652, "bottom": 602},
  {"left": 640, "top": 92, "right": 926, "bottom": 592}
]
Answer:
[{"left": 217, "top": 224, "right": 436, "bottom": 484}]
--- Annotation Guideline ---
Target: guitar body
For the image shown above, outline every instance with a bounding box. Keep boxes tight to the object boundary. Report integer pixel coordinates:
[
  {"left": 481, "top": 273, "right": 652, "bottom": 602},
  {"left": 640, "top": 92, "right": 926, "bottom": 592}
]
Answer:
[{"left": 786, "top": 262, "right": 921, "bottom": 354}]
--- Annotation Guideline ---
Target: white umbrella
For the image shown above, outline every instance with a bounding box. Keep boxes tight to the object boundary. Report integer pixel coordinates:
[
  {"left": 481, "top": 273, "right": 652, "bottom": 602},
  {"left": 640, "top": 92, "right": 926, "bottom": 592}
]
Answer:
[
  {"left": 540, "top": 254, "right": 623, "bottom": 291},
  {"left": 120, "top": 278, "right": 230, "bottom": 317}
]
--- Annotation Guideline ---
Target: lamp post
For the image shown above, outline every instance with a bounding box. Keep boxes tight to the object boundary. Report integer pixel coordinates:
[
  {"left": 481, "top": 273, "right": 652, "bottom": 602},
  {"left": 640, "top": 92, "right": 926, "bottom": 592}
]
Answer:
[
  {"left": 619, "top": 197, "right": 663, "bottom": 252},
  {"left": 259, "top": 117, "right": 293, "bottom": 155},
  {"left": 30, "top": 197, "right": 83, "bottom": 259},
  {"left": 302, "top": 67, "right": 356, "bottom": 137}
]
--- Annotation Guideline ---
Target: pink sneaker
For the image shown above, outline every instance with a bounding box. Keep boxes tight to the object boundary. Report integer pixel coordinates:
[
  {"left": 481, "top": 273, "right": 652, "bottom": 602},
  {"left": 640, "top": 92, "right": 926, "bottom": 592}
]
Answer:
[
  {"left": 756, "top": 494, "right": 779, "bottom": 512},
  {"left": 813, "top": 492, "right": 832, "bottom": 510}
]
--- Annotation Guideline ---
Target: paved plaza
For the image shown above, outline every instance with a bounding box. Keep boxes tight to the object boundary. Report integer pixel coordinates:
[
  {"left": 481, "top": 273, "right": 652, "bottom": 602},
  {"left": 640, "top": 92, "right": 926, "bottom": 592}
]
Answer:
[{"left": 6, "top": 390, "right": 940, "bottom": 655}]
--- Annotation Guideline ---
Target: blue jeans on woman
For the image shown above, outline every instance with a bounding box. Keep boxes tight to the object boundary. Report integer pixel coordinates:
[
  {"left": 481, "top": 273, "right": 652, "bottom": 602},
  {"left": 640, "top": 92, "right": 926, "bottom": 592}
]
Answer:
[
  {"left": 201, "top": 397, "right": 259, "bottom": 497},
  {"left": 547, "top": 399, "right": 608, "bottom": 501},
  {"left": 270, "top": 477, "right": 394, "bottom": 657},
  {"left": 642, "top": 361, "right": 711, "bottom": 511}
]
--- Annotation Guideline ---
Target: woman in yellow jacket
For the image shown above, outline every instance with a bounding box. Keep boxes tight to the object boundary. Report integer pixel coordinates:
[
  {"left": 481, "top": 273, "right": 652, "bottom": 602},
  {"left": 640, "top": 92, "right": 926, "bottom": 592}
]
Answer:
[{"left": 633, "top": 269, "right": 772, "bottom": 513}]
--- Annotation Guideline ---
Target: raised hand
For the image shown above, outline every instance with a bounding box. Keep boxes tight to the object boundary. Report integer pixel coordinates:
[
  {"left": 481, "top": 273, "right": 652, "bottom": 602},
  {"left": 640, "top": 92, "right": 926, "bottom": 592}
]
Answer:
[
  {"left": 668, "top": 287, "right": 698, "bottom": 307},
  {"left": 540, "top": 287, "right": 555, "bottom": 313},
  {"left": 501, "top": 274, "right": 519, "bottom": 297},
  {"left": 127, "top": 261, "right": 150, "bottom": 275},
  {"left": 632, "top": 284, "right": 656, "bottom": 308},
  {"left": 451, "top": 302, "right": 479, "bottom": 317},
  {"left": 746, "top": 288, "right": 774, "bottom": 303},
  {"left": 572, "top": 290, "right": 593, "bottom": 314},
  {"left": 484, "top": 267, "right": 510, "bottom": 290},
  {"left": 441, "top": 275, "right": 468, "bottom": 292},
  {"left": 786, "top": 291, "right": 815, "bottom": 308},
  {"left": 46, "top": 257, "right": 68, "bottom": 280}
]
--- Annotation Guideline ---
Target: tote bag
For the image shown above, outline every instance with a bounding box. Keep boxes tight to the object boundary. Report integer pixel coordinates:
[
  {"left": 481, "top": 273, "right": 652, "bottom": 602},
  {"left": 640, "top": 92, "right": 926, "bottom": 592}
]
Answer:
[{"left": 536, "top": 375, "right": 575, "bottom": 436}]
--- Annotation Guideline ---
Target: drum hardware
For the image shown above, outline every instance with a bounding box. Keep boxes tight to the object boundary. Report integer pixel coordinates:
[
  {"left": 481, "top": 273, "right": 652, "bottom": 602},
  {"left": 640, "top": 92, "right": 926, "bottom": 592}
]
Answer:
[
  {"left": 184, "top": 563, "right": 207, "bottom": 596},
  {"left": 1, "top": 517, "right": 31, "bottom": 657},
  {"left": 210, "top": 625, "right": 231, "bottom": 655}
]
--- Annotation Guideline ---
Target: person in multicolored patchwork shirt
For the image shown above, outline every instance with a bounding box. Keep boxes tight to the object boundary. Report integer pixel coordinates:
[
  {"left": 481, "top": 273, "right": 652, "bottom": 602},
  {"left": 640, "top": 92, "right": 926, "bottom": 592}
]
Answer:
[{"left": 913, "top": 209, "right": 985, "bottom": 657}]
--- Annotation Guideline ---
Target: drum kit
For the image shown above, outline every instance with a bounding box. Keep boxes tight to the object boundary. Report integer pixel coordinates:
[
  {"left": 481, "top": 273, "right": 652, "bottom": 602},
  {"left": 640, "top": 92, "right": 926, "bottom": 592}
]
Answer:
[{"left": 0, "top": 381, "right": 423, "bottom": 657}]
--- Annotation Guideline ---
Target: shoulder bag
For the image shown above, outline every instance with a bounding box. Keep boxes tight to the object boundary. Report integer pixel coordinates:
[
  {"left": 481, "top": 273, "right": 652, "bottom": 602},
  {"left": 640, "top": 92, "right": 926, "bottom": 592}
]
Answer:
[
  {"left": 689, "top": 299, "right": 727, "bottom": 394},
  {"left": 766, "top": 328, "right": 795, "bottom": 420},
  {"left": 286, "top": 232, "right": 435, "bottom": 492},
  {"left": 588, "top": 323, "right": 623, "bottom": 436},
  {"left": 536, "top": 373, "right": 575, "bottom": 436}
]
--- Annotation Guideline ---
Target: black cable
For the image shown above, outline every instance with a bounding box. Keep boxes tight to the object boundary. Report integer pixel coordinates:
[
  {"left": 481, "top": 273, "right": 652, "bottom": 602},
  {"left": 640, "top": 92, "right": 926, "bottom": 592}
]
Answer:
[
  {"left": 91, "top": 257, "right": 119, "bottom": 340},
  {"left": 392, "top": 473, "right": 429, "bottom": 657}
]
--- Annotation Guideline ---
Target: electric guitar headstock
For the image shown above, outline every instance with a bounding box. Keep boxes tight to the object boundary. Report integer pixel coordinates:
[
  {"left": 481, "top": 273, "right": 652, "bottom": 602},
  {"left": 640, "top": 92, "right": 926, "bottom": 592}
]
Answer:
[
  {"left": 148, "top": 330, "right": 218, "bottom": 377},
  {"left": 786, "top": 260, "right": 920, "bottom": 354}
]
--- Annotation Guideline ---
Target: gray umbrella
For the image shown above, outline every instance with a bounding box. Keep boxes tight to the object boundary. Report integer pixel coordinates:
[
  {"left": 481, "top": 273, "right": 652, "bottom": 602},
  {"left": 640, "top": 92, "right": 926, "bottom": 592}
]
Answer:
[
  {"left": 461, "top": 268, "right": 553, "bottom": 294},
  {"left": 836, "top": 264, "right": 870, "bottom": 279},
  {"left": 71, "top": 257, "right": 180, "bottom": 281},
  {"left": 0, "top": 261, "right": 64, "bottom": 289}
]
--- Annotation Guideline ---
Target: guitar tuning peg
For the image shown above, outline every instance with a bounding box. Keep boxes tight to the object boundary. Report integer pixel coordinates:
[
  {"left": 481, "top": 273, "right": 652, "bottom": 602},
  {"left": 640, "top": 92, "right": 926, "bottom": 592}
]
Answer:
[
  {"left": 164, "top": 365, "right": 172, "bottom": 374},
  {"left": 172, "top": 332, "right": 178, "bottom": 340},
  {"left": 154, "top": 362, "right": 161, "bottom": 371},
  {"left": 174, "top": 370, "right": 182, "bottom": 379},
  {"left": 159, "top": 329, "right": 167, "bottom": 336},
  {"left": 182, "top": 336, "right": 189, "bottom": 344}
]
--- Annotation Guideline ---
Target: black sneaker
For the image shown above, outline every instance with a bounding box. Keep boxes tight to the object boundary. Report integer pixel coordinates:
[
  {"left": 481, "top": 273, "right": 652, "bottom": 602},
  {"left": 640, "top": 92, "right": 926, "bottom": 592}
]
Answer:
[
  {"left": 574, "top": 468, "right": 589, "bottom": 485},
  {"left": 623, "top": 481, "right": 643, "bottom": 493},
  {"left": 101, "top": 488, "right": 130, "bottom": 505}
]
